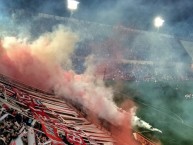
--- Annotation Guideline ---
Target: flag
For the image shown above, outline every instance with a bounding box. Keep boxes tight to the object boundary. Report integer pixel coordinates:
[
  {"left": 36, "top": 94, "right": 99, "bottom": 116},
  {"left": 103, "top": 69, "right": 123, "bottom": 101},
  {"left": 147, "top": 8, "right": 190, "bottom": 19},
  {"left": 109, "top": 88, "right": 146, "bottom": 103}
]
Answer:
[
  {"left": 9, "top": 136, "right": 24, "bottom": 145},
  {"left": 0, "top": 113, "right": 9, "bottom": 122},
  {"left": 28, "top": 127, "right": 36, "bottom": 145},
  {"left": 66, "top": 132, "right": 86, "bottom": 145},
  {"left": 17, "top": 94, "right": 32, "bottom": 105},
  {"left": 55, "top": 122, "right": 86, "bottom": 145},
  {"left": 29, "top": 105, "right": 50, "bottom": 121},
  {"left": 32, "top": 98, "right": 44, "bottom": 107},
  {"left": 6, "top": 89, "right": 15, "bottom": 97},
  {"left": 41, "top": 122, "right": 65, "bottom": 145}
]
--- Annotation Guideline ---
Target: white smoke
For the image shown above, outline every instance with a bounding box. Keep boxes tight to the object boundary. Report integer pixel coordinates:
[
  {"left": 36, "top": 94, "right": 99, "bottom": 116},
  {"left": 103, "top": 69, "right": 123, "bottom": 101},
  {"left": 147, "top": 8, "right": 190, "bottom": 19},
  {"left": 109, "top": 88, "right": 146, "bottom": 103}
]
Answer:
[
  {"left": 0, "top": 25, "right": 127, "bottom": 125},
  {"left": 130, "top": 107, "right": 162, "bottom": 133}
]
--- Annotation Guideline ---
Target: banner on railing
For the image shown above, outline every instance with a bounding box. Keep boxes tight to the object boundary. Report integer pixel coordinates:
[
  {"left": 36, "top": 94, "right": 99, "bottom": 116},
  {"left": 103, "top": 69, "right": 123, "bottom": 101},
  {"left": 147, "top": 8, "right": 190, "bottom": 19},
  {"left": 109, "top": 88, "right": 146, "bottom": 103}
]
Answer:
[
  {"left": 2, "top": 86, "right": 90, "bottom": 145},
  {"left": 133, "top": 133, "right": 156, "bottom": 145},
  {"left": 41, "top": 122, "right": 65, "bottom": 145}
]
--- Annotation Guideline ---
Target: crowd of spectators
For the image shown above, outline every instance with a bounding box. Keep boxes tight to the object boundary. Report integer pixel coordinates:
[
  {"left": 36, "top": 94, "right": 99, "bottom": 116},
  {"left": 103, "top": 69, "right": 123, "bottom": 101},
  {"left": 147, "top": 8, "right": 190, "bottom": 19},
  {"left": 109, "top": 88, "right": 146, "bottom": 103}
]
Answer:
[
  {"left": 1, "top": 10, "right": 192, "bottom": 81},
  {"left": 0, "top": 84, "right": 96, "bottom": 145},
  {"left": 27, "top": 12, "right": 192, "bottom": 80},
  {"left": 0, "top": 104, "right": 52, "bottom": 145},
  {"left": 35, "top": 131, "right": 50, "bottom": 145},
  {"left": 4, "top": 9, "right": 190, "bottom": 63},
  {"left": 103, "top": 63, "right": 191, "bottom": 81},
  {"left": 0, "top": 84, "right": 53, "bottom": 145},
  {"left": 0, "top": 105, "right": 24, "bottom": 145}
]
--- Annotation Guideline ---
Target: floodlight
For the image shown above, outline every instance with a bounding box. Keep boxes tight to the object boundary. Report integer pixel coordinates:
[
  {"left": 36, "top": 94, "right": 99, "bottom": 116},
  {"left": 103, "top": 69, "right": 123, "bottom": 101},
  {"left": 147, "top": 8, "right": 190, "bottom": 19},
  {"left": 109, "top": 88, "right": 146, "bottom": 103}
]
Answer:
[
  {"left": 154, "top": 17, "right": 164, "bottom": 28},
  {"left": 67, "top": 0, "right": 79, "bottom": 11}
]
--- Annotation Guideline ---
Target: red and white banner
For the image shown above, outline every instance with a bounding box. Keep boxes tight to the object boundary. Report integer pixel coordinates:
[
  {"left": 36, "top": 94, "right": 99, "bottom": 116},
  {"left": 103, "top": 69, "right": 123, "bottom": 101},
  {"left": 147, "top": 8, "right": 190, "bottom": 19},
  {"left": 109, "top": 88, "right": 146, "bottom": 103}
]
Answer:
[
  {"left": 55, "top": 122, "right": 86, "bottom": 145},
  {"left": 14, "top": 93, "right": 32, "bottom": 105},
  {"left": 29, "top": 105, "right": 50, "bottom": 121},
  {"left": 41, "top": 122, "right": 65, "bottom": 145},
  {"left": 6, "top": 89, "right": 15, "bottom": 97},
  {"left": 66, "top": 132, "right": 86, "bottom": 145},
  {"left": 32, "top": 98, "right": 45, "bottom": 107},
  {"left": 4, "top": 87, "right": 89, "bottom": 145}
]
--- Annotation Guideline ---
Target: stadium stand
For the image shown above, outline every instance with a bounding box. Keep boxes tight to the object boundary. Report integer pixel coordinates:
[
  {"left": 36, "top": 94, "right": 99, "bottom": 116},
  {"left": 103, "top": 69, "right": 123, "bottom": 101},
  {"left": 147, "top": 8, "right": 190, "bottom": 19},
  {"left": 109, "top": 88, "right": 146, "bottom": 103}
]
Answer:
[
  {"left": 0, "top": 73, "right": 158, "bottom": 145},
  {"left": 30, "top": 11, "right": 193, "bottom": 81},
  {"left": 1, "top": 9, "right": 193, "bottom": 144},
  {"left": 0, "top": 76, "right": 116, "bottom": 145}
]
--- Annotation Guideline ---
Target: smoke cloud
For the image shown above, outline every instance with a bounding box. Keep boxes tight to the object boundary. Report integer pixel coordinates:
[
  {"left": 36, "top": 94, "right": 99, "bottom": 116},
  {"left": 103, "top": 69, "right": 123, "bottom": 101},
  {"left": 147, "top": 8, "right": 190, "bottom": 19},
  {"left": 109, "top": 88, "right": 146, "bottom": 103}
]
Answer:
[
  {"left": 0, "top": 26, "right": 78, "bottom": 90},
  {"left": 0, "top": 25, "right": 137, "bottom": 144},
  {"left": 2, "top": 1, "right": 193, "bottom": 144},
  {"left": 77, "top": 0, "right": 193, "bottom": 36}
]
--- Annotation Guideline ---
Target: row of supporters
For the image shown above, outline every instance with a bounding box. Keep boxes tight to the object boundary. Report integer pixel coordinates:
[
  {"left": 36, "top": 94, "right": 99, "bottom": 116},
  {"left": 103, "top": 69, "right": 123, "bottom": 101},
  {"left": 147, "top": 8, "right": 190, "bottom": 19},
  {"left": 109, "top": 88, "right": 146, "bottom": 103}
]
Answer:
[
  {"left": 0, "top": 84, "right": 89, "bottom": 145},
  {"left": 0, "top": 104, "right": 50, "bottom": 145}
]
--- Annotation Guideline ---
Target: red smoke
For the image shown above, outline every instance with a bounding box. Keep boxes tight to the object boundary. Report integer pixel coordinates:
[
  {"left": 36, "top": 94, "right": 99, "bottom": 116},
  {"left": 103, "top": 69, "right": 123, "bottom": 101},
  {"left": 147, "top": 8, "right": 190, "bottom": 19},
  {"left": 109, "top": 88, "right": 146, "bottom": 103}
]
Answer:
[
  {"left": 0, "top": 44, "right": 60, "bottom": 90},
  {"left": 0, "top": 27, "right": 138, "bottom": 144},
  {"left": 110, "top": 101, "right": 139, "bottom": 145},
  {"left": 112, "top": 117, "right": 140, "bottom": 145}
]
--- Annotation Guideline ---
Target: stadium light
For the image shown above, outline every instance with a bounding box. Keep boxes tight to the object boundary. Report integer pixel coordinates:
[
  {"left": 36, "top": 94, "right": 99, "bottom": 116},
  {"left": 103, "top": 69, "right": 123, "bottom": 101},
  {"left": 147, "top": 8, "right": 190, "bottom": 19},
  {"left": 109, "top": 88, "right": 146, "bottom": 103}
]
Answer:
[
  {"left": 154, "top": 16, "right": 164, "bottom": 30},
  {"left": 67, "top": 0, "right": 79, "bottom": 11}
]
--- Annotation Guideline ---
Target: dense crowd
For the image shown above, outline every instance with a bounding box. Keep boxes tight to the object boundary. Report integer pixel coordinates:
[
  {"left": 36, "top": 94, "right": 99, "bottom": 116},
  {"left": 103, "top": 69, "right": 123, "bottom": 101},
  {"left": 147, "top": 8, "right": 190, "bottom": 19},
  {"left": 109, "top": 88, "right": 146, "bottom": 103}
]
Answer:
[
  {"left": 29, "top": 13, "right": 192, "bottom": 81},
  {"left": 103, "top": 63, "right": 191, "bottom": 81},
  {"left": 0, "top": 107, "right": 14, "bottom": 145},
  {"left": 1, "top": 10, "right": 192, "bottom": 82},
  {"left": 0, "top": 85, "right": 61, "bottom": 145},
  {"left": 0, "top": 84, "right": 95, "bottom": 145},
  {"left": 2, "top": 9, "right": 190, "bottom": 63},
  {"left": 0, "top": 104, "right": 51, "bottom": 145}
]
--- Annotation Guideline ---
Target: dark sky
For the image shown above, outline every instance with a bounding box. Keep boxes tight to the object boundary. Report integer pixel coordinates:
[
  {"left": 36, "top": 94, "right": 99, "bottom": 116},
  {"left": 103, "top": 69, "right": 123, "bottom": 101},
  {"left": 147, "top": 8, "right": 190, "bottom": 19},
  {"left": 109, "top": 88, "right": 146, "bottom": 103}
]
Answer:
[{"left": 2, "top": 0, "right": 193, "bottom": 36}]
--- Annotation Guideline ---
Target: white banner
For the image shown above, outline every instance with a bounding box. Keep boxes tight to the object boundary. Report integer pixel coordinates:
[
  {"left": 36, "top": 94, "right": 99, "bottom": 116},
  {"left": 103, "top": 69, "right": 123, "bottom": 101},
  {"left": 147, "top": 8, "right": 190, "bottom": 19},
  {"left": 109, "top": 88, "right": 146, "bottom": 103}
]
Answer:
[
  {"left": 9, "top": 136, "right": 24, "bottom": 145},
  {"left": 27, "top": 127, "right": 36, "bottom": 145},
  {"left": 0, "top": 113, "right": 9, "bottom": 122}
]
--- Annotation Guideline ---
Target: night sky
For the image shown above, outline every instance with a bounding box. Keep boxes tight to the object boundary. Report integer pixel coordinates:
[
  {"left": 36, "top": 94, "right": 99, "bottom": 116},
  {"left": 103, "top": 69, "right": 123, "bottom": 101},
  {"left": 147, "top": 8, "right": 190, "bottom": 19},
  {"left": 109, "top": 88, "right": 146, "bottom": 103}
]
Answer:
[{"left": 1, "top": 0, "right": 193, "bottom": 36}]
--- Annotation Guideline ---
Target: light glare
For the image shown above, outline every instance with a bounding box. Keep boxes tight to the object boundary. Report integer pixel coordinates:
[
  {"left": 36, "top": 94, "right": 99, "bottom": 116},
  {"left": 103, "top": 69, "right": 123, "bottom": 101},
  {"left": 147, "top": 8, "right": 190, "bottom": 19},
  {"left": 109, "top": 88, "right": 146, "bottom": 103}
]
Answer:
[
  {"left": 67, "top": 0, "right": 79, "bottom": 10},
  {"left": 154, "top": 17, "right": 164, "bottom": 28}
]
